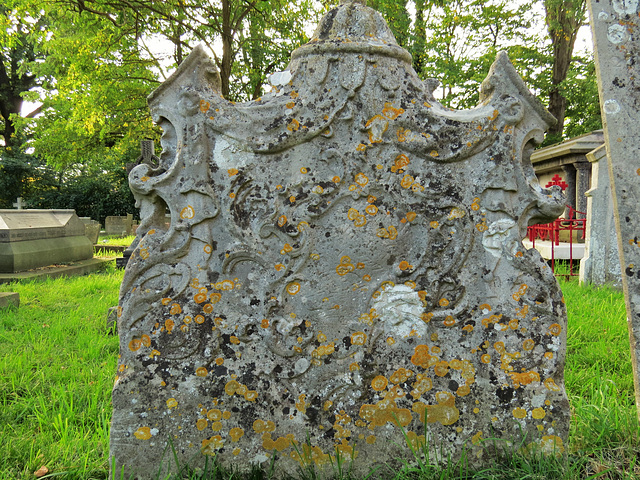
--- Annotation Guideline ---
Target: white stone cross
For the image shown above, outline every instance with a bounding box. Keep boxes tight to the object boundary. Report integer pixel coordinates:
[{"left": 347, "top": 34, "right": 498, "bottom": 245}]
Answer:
[{"left": 12, "top": 197, "right": 24, "bottom": 209}]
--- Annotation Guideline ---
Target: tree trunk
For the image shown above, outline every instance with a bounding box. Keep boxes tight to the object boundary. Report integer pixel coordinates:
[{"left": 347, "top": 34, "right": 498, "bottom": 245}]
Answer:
[
  {"left": 545, "top": 0, "right": 586, "bottom": 139},
  {"left": 220, "top": 0, "right": 233, "bottom": 99}
]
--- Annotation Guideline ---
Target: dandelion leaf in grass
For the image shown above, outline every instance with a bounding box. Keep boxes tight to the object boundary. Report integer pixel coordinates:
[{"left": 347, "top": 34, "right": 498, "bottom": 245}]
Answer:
[{"left": 110, "top": 2, "right": 569, "bottom": 477}]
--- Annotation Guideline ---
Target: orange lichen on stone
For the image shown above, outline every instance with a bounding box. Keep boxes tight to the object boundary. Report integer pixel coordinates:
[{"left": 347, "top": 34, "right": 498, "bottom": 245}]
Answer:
[
  {"left": 412, "top": 392, "right": 460, "bottom": 426},
  {"left": 411, "top": 345, "right": 439, "bottom": 369},
  {"left": 382, "top": 102, "right": 404, "bottom": 119},
  {"left": 253, "top": 419, "right": 276, "bottom": 433},
  {"left": 359, "top": 401, "right": 412, "bottom": 427},
  {"left": 262, "top": 432, "right": 294, "bottom": 451},
  {"left": 509, "top": 370, "right": 540, "bottom": 389},
  {"left": 195, "top": 367, "right": 208, "bottom": 377},
  {"left": 229, "top": 427, "right": 245, "bottom": 442},
  {"left": 512, "top": 407, "right": 527, "bottom": 419},
  {"left": 134, "top": 426, "right": 152, "bottom": 440}
]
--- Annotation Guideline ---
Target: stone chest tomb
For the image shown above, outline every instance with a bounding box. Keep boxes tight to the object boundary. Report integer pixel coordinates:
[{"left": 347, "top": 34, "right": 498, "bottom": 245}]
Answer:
[
  {"left": 111, "top": 1, "right": 570, "bottom": 477},
  {"left": 0, "top": 209, "right": 93, "bottom": 273}
]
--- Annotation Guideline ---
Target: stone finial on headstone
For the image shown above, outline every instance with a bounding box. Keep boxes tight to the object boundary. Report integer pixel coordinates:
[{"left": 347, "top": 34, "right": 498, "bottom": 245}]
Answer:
[
  {"left": 110, "top": 1, "right": 568, "bottom": 477},
  {"left": 12, "top": 197, "right": 24, "bottom": 210}
]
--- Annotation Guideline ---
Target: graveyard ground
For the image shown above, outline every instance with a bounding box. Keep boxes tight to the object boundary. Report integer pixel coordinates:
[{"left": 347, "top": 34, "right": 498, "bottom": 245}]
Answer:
[{"left": 0, "top": 263, "right": 638, "bottom": 480}]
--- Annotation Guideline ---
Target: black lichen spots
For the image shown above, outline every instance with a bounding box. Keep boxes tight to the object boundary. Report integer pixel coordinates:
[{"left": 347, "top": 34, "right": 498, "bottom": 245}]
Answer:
[{"left": 496, "top": 386, "right": 516, "bottom": 405}]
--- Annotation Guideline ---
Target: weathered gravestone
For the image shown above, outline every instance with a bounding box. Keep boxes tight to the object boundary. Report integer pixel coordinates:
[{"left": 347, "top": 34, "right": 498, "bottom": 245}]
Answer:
[
  {"left": 105, "top": 214, "right": 134, "bottom": 236},
  {"left": 579, "top": 145, "right": 621, "bottom": 286},
  {"left": 111, "top": 1, "right": 570, "bottom": 477},
  {"left": 588, "top": 0, "right": 640, "bottom": 419},
  {"left": 80, "top": 217, "right": 101, "bottom": 244},
  {"left": 0, "top": 209, "right": 93, "bottom": 273}
]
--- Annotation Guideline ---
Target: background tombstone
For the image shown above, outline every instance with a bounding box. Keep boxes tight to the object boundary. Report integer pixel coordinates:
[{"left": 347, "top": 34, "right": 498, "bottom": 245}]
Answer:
[
  {"left": 79, "top": 217, "right": 101, "bottom": 244},
  {"left": 588, "top": 0, "right": 640, "bottom": 419},
  {"left": 111, "top": 1, "right": 569, "bottom": 477},
  {"left": 104, "top": 214, "right": 134, "bottom": 236},
  {"left": 0, "top": 210, "right": 93, "bottom": 273},
  {"left": 579, "top": 145, "right": 621, "bottom": 286}
]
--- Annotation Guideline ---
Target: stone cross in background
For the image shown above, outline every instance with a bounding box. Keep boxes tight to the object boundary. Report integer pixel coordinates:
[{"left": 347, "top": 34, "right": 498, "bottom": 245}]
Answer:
[
  {"left": 110, "top": 2, "right": 569, "bottom": 477},
  {"left": 588, "top": 0, "right": 640, "bottom": 421},
  {"left": 12, "top": 197, "right": 23, "bottom": 210}
]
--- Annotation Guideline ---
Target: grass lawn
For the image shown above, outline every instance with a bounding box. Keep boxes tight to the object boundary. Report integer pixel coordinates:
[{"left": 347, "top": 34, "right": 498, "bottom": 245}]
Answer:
[{"left": 0, "top": 266, "right": 638, "bottom": 479}]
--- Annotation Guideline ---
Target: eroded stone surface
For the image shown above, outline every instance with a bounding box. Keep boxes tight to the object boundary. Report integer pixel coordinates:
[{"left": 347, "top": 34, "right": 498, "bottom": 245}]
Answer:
[
  {"left": 588, "top": 0, "right": 640, "bottom": 419},
  {"left": 110, "top": 2, "right": 569, "bottom": 477}
]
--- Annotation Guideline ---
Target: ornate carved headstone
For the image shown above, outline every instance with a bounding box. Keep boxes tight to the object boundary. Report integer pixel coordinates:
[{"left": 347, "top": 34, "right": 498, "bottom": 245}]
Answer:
[
  {"left": 588, "top": 0, "right": 640, "bottom": 419},
  {"left": 111, "top": 2, "right": 569, "bottom": 477}
]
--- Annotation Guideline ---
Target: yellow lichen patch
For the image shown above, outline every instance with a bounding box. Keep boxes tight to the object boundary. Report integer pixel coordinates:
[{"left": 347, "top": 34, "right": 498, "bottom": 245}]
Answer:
[
  {"left": 430, "top": 150, "right": 439, "bottom": 157},
  {"left": 472, "top": 431, "right": 483, "bottom": 445},
  {"left": 323, "top": 401, "right": 333, "bottom": 411},
  {"left": 412, "top": 392, "right": 460, "bottom": 426},
  {"left": 252, "top": 419, "right": 276, "bottom": 433},
  {"left": 406, "top": 211, "right": 417, "bottom": 222},
  {"left": 509, "top": 370, "right": 540, "bottom": 389},
  {"left": 389, "top": 368, "right": 413, "bottom": 384},
  {"left": 376, "top": 225, "right": 398, "bottom": 240},
  {"left": 411, "top": 345, "right": 438, "bottom": 369},
  {"left": 227, "top": 168, "right": 238, "bottom": 177},
  {"left": 480, "top": 354, "right": 491, "bottom": 364},
  {"left": 312, "top": 343, "right": 335, "bottom": 358},
  {"left": 180, "top": 205, "right": 195, "bottom": 220},
  {"left": 277, "top": 215, "right": 287, "bottom": 227},
  {"left": 512, "top": 407, "right": 527, "bottom": 419},
  {"left": 287, "top": 119, "right": 300, "bottom": 132},
  {"left": 351, "top": 331, "right": 367, "bottom": 346},
  {"left": 443, "top": 316, "right": 456, "bottom": 327},
  {"left": 365, "top": 204, "right": 378, "bottom": 215},
  {"left": 543, "top": 378, "right": 561, "bottom": 391},
  {"left": 548, "top": 323, "right": 562, "bottom": 336},
  {"left": 128, "top": 338, "right": 142, "bottom": 352},
  {"left": 512, "top": 284, "right": 528, "bottom": 301},
  {"left": 203, "top": 303, "right": 214, "bottom": 314},
  {"left": 286, "top": 281, "right": 301, "bottom": 295},
  {"left": 166, "top": 398, "right": 178, "bottom": 409},
  {"left": 448, "top": 207, "right": 465, "bottom": 220},
  {"left": 371, "top": 375, "right": 388, "bottom": 391},
  {"left": 202, "top": 435, "right": 224, "bottom": 454},
  {"left": 356, "top": 143, "right": 367, "bottom": 152},
  {"left": 392, "top": 154, "right": 410, "bottom": 173},
  {"left": 196, "top": 419, "right": 208, "bottom": 431},
  {"left": 207, "top": 409, "right": 222, "bottom": 421},
  {"left": 336, "top": 255, "right": 355, "bottom": 276},
  {"left": 400, "top": 174, "right": 414, "bottom": 189},
  {"left": 229, "top": 427, "right": 245, "bottom": 442},
  {"left": 196, "top": 367, "right": 208, "bottom": 377},
  {"left": 359, "top": 402, "right": 412, "bottom": 427},
  {"left": 214, "top": 279, "right": 235, "bottom": 291},
  {"left": 532, "top": 407, "right": 546, "bottom": 420},
  {"left": 398, "top": 260, "right": 412, "bottom": 271},
  {"left": 286, "top": 101, "right": 295, "bottom": 109},
  {"left": 456, "top": 385, "right": 471, "bottom": 396},
  {"left": 355, "top": 172, "right": 369, "bottom": 187},
  {"left": 365, "top": 115, "right": 388, "bottom": 143},
  {"left": 382, "top": 102, "right": 405, "bottom": 120},
  {"left": 199, "top": 100, "right": 210, "bottom": 112},
  {"left": 434, "top": 360, "right": 450, "bottom": 377},
  {"left": 134, "top": 426, "right": 152, "bottom": 440},
  {"left": 522, "top": 339, "right": 535, "bottom": 351},
  {"left": 195, "top": 315, "right": 205, "bottom": 324},
  {"left": 262, "top": 432, "right": 295, "bottom": 452},
  {"left": 165, "top": 318, "right": 175, "bottom": 334},
  {"left": 169, "top": 303, "right": 182, "bottom": 315},
  {"left": 410, "top": 373, "right": 433, "bottom": 398}
]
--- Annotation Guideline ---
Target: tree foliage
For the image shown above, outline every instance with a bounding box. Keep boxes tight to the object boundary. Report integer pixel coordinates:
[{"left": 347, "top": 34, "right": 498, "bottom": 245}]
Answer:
[{"left": 1, "top": 0, "right": 602, "bottom": 217}]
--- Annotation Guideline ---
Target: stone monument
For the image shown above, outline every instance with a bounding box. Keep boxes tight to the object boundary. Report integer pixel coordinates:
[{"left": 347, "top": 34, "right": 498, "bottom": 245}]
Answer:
[
  {"left": 588, "top": 0, "right": 640, "bottom": 420},
  {"left": 0, "top": 209, "right": 93, "bottom": 273},
  {"left": 111, "top": 1, "right": 569, "bottom": 477},
  {"left": 579, "top": 145, "right": 621, "bottom": 286}
]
